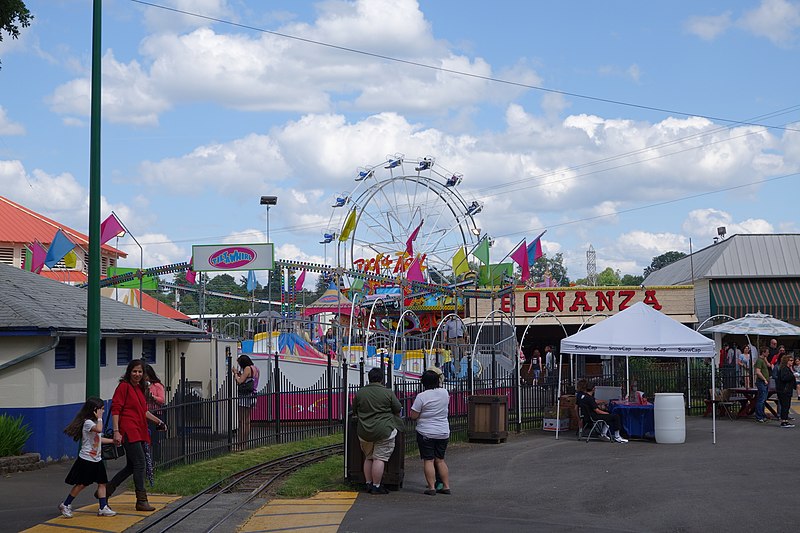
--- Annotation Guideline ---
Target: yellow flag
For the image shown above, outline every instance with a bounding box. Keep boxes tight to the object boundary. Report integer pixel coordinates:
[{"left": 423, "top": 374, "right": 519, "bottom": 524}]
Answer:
[
  {"left": 339, "top": 209, "right": 357, "bottom": 242},
  {"left": 64, "top": 250, "right": 77, "bottom": 269},
  {"left": 452, "top": 247, "right": 469, "bottom": 276}
]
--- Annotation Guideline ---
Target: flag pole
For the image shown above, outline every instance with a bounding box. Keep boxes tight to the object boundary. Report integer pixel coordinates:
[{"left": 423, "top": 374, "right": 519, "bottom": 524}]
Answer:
[{"left": 112, "top": 211, "right": 143, "bottom": 308}]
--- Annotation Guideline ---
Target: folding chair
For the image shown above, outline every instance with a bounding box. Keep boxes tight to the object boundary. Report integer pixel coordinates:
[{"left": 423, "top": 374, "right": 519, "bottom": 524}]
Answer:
[
  {"left": 707, "top": 388, "right": 737, "bottom": 420},
  {"left": 576, "top": 400, "right": 609, "bottom": 442}
]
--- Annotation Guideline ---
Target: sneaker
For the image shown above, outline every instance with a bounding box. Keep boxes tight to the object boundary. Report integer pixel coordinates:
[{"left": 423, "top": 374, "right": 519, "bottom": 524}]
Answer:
[
  {"left": 756, "top": 418, "right": 767, "bottom": 423},
  {"left": 613, "top": 435, "right": 629, "bottom": 443},
  {"left": 781, "top": 422, "right": 795, "bottom": 428},
  {"left": 435, "top": 481, "right": 444, "bottom": 491},
  {"left": 423, "top": 488, "right": 437, "bottom": 496},
  {"left": 369, "top": 484, "right": 389, "bottom": 495},
  {"left": 789, "top": 417, "right": 795, "bottom": 421},
  {"left": 59, "top": 503, "right": 73, "bottom": 518},
  {"left": 363, "top": 482, "right": 373, "bottom": 493},
  {"left": 436, "top": 488, "right": 451, "bottom": 495},
  {"left": 97, "top": 505, "right": 117, "bottom": 517}
]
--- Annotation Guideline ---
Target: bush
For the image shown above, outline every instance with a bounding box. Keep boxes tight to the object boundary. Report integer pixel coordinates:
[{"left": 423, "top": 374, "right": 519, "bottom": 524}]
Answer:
[{"left": 0, "top": 414, "right": 32, "bottom": 457}]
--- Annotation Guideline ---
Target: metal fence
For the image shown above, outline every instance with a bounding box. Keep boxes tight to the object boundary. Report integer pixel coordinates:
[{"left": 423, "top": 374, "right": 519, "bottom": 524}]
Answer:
[{"left": 151, "top": 353, "right": 721, "bottom": 469}]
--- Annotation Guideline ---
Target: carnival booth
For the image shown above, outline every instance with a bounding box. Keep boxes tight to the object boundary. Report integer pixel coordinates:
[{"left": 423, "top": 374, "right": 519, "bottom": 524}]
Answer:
[{"left": 557, "top": 302, "right": 718, "bottom": 442}]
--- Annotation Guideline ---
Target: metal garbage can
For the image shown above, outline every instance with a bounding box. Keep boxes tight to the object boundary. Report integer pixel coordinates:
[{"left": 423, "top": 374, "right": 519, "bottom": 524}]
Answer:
[{"left": 346, "top": 416, "right": 404, "bottom": 489}]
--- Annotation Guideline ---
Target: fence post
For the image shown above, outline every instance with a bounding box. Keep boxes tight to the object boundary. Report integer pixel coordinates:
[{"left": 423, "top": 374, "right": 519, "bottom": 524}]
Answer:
[
  {"left": 359, "top": 356, "right": 365, "bottom": 387},
  {"left": 327, "top": 351, "right": 333, "bottom": 435},
  {"left": 467, "top": 353, "right": 474, "bottom": 395},
  {"left": 341, "top": 355, "right": 349, "bottom": 427},
  {"left": 225, "top": 346, "right": 233, "bottom": 450},
  {"left": 180, "top": 352, "right": 187, "bottom": 465},
  {"left": 386, "top": 352, "right": 393, "bottom": 389},
  {"left": 274, "top": 352, "right": 281, "bottom": 444},
  {"left": 491, "top": 346, "right": 497, "bottom": 393}
]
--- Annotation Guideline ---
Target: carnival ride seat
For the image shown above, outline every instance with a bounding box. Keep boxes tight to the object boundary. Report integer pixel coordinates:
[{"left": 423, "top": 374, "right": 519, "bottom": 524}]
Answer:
[
  {"left": 445, "top": 174, "right": 462, "bottom": 187},
  {"left": 415, "top": 157, "right": 433, "bottom": 171},
  {"left": 320, "top": 232, "right": 336, "bottom": 244},
  {"left": 356, "top": 167, "right": 374, "bottom": 181},
  {"left": 332, "top": 195, "right": 349, "bottom": 207}
]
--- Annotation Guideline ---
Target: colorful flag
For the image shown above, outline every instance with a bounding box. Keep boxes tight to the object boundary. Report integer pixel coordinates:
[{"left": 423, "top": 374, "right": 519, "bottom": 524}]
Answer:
[
  {"left": 527, "top": 230, "right": 546, "bottom": 265},
  {"left": 100, "top": 213, "right": 125, "bottom": 245},
  {"left": 479, "top": 263, "right": 513, "bottom": 287},
  {"left": 510, "top": 240, "right": 530, "bottom": 282},
  {"left": 28, "top": 241, "right": 47, "bottom": 274},
  {"left": 406, "top": 257, "right": 425, "bottom": 282},
  {"left": 473, "top": 236, "right": 490, "bottom": 265},
  {"left": 339, "top": 208, "right": 357, "bottom": 242},
  {"left": 23, "top": 246, "right": 33, "bottom": 272},
  {"left": 294, "top": 270, "right": 307, "bottom": 292},
  {"left": 63, "top": 250, "right": 77, "bottom": 269},
  {"left": 246, "top": 270, "right": 257, "bottom": 292},
  {"left": 44, "top": 229, "right": 76, "bottom": 268},
  {"left": 185, "top": 259, "right": 196, "bottom": 284},
  {"left": 106, "top": 266, "right": 158, "bottom": 290},
  {"left": 350, "top": 277, "right": 365, "bottom": 292},
  {"left": 452, "top": 247, "right": 469, "bottom": 277},
  {"left": 405, "top": 219, "right": 424, "bottom": 256}
]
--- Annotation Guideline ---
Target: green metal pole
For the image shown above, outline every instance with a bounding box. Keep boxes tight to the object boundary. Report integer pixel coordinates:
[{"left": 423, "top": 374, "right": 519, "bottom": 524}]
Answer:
[{"left": 86, "top": 0, "right": 102, "bottom": 398}]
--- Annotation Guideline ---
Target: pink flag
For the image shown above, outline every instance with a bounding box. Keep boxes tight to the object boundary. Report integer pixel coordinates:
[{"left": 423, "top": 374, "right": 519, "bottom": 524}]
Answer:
[
  {"left": 405, "top": 219, "right": 424, "bottom": 256},
  {"left": 510, "top": 240, "right": 530, "bottom": 282},
  {"left": 185, "top": 258, "right": 196, "bottom": 284},
  {"left": 406, "top": 256, "right": 425, "bottom": 282},
  {"left": 100, "top": 213, "right": 125, "bottom": 246},
  {"left": 29, "top": 241, "right": 47, "bottom": 274},
  {"left": 294, "top": 270, "right": 307, "bottom": 292}
]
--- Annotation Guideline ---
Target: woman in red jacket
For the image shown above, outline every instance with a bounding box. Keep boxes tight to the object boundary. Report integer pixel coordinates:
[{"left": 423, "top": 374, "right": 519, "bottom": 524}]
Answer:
[{"left": 106, "top": 359, "right": 166, "bottom": 511}]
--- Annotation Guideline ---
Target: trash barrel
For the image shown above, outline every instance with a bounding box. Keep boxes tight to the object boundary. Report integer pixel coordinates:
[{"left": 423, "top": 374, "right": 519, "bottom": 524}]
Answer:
[
  {"left": 467, "top": 395, "right": 508, "bottom": 443},
  {"left": 346, "top": 417, "right": 404, "bottom": 489},
  {"left": 654, "top": 393, "right": 685, "bottom": 444}
]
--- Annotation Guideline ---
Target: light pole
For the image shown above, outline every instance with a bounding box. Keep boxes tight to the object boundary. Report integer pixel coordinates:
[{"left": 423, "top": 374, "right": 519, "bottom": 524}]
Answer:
[{"left": 260, "top": 195, "right": 277, "bottom": 355}]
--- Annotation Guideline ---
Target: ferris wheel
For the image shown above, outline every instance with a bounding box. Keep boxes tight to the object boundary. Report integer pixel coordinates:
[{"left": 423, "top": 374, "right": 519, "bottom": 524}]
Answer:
[{"left": 326, "top": 154, "right": 482, "bottom": 283}]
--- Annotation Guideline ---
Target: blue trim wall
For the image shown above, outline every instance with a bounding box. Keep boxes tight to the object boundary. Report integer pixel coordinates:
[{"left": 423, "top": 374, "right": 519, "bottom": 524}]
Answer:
[{"left": 1, "top": 402, "right": 102, "bottom": 460}]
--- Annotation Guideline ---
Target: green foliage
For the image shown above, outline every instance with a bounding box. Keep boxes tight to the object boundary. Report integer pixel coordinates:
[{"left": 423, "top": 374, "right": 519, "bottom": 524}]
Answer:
[
  {"left": 530, "top": 253, "right": 570, "bottom": 286},
  {"left": 643, "top": 251, "right": 687, "bottom": 278},
  {"left": 0, "top": 0, "right": 32, "bottom": 69},
  {"left": 277, "top": 456, "right": 351, "bottom": 497},
  {"left": 596, "top": 267, "right": 621, "bottom": 286},
  {"left": 0, "top": 414, "right": 32, "bottom": 457},
  {"left": 620, "top": 273, "right": 644, "bottom": 286}
]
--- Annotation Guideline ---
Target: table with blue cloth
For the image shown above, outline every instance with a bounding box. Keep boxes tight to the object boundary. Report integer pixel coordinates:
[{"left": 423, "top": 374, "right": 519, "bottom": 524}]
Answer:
[{"left": 609, "top": 401, "right": 655, "bottom": 439}]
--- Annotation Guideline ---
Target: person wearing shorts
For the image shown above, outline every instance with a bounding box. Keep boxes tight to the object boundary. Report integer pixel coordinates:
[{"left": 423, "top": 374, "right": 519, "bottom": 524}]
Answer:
[
  {"left": 410, "top": 370, "right": 451, "bottom": 495},
  {"left": 352, "top": 367, "right": 403, "bottom": 495}
]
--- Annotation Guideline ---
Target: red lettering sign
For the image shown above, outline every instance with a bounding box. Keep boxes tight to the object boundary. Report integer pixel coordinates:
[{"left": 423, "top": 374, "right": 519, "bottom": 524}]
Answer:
[
  {"left": 546, "top": 291, "right": 565, "bottom": 312},
  {"left": 509, "top": 289, "right": 666, "bottom": 315},
  {"left": 643, "top": 290, "right": 662, "bottom": 310},
  {"left": 568, "top": 291, "right": 592, "bottom": 312},
  {"left": 500, "top": 295, "right": 512, "bottom": 313},
  {"left": 524, "top": 292, "right": 541, "bottom": 312}
]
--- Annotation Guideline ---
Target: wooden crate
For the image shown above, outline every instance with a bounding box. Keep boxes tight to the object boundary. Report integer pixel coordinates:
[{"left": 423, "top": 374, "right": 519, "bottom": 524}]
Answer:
[{"left": 467, "top": 395, "right": 508, "bottom": 443}]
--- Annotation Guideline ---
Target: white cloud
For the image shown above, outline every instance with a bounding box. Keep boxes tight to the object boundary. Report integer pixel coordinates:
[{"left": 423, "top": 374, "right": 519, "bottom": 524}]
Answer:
[
  {"left": 681, "top": 208, "right": 774, "bottom": 240},
  {"left": 685, "top": 12, "right": 733, "bottom": 40},
  {"left": 0, "top": 107, "right": 25, "bottom": 135},
  {"left": 739, "top": 0, "right": 800, "bottom": 46},
  {"left": 141, "top": 0, "right": 234, "bottom": 33}
]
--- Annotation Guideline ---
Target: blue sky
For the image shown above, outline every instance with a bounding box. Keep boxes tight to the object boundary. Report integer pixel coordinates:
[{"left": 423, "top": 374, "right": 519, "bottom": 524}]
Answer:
[{"left": 1, "top": 0, "right": 799, "bottom": 285}]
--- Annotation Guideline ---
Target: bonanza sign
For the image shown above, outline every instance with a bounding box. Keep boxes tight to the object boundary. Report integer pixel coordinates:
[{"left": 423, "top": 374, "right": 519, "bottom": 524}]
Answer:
[{"left": 192, "top": 243, "right": 274, "bottom": 272}]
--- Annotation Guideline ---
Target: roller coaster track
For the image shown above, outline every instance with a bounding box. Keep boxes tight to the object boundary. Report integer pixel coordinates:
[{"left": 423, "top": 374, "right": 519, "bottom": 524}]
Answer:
[{"left": 135, "top": 443, "right": 343, "bottom": 533}]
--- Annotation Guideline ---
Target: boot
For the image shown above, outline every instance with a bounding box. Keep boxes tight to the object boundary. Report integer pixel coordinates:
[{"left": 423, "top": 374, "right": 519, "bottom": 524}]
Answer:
[
  {"left": 135, "top": 490, "right": 155, "bottom": 512},
  {"left": 95, "top": 481, "right": 116, "bottom": 500}
]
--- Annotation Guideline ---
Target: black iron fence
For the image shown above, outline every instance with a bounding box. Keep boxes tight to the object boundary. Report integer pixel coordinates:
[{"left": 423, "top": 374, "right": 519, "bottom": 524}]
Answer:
[{"left": 151, "top": 355, "right": 719, "bottom": 469}]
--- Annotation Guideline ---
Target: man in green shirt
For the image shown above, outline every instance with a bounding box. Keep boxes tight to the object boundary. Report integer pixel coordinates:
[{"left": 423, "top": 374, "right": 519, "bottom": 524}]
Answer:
[
  {"left": 352, "top": 367, "right": 402, "bottom": 494},
  {"left": 754, "top": 347, "right": 771, "bottom": 423}
]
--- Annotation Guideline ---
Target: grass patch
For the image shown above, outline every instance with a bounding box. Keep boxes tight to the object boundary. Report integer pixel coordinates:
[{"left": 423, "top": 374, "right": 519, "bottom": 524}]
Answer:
[
  {"left": 148, "top": 434, "right": 343, "bottom": 496},
  {"left": 277, "top": 456, "right": 354, "bottom": 498}
]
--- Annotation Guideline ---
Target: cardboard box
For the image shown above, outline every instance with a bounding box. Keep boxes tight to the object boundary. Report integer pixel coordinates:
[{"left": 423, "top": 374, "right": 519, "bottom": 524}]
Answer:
[
  {"left": 559, "top": 394, "right": 576, "bottom": 408},
  {"left": 542, "top": 418, "right": 570, "bottom": 431}
]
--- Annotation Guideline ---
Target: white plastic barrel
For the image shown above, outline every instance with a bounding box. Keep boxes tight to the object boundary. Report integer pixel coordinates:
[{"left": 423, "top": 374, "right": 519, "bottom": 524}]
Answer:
[{"left": 654, "top": 393, "right": 685, "bottom": 444}]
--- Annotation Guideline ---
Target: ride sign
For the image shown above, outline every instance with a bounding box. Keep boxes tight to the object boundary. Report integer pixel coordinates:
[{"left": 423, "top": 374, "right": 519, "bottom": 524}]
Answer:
[{"left": 192, "top": 243, "right": 274, "bottom": 272}]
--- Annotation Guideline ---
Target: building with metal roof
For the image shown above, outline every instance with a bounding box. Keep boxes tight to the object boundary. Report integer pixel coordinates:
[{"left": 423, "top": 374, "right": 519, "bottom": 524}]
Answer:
[{"left": 643, "top": 234, "right": 800, "bottom": 325}]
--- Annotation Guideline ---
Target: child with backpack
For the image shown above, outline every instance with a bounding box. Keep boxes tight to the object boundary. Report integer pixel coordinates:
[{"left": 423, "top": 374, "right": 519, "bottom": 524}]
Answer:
[{"left": 59, "top": 397, "right": 117, "bottom": 518}]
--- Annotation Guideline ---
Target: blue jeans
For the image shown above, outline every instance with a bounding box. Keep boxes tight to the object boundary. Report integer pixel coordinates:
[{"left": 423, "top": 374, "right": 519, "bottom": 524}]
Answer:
[{"left": 755, "top": 381, "right": 768, "bottom": 420}]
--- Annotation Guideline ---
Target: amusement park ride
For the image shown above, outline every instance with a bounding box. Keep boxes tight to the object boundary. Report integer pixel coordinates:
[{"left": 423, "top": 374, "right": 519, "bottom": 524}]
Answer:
[{"left": 96, "top": 154, "right": 519, "bottom": 385}]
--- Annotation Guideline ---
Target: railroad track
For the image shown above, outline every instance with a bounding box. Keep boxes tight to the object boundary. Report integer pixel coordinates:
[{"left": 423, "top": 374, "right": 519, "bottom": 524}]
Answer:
[{"left": 135, "top": 443, "right": 343, "bottom": 533}]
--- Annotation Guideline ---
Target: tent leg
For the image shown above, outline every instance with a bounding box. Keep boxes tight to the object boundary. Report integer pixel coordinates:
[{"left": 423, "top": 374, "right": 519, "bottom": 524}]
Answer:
[
  {"left": 555, "top": 353, "right": 563, "bottom": 440},
  {"left": 711, "top": 358, "right": 716, "bottom": 444}
]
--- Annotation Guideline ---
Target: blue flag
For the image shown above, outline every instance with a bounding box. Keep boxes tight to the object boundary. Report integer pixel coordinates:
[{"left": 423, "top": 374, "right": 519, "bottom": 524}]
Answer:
[
  {"left": 44, "top": 229, "right": 76, "bottom": 268},
  {"left": 246, "top": 270, "right": 257, "bottom": 292}
]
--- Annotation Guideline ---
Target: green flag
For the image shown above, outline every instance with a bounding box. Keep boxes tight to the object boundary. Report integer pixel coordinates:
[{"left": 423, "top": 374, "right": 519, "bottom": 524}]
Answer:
[
  {"left": 106, "top": 266, "right": 158, "bottom": 290},
  {"left": 351, "top": 277, "right": 365, "bottom": 292},
  {"left": 23, "top": 246, "right": 33, "bottom": 271},
  {"left": 473, "top": 237, "right": 490, "bottom": 265},
  {"left": 479, "top": 263, "right": 513, "bottom": 287}
]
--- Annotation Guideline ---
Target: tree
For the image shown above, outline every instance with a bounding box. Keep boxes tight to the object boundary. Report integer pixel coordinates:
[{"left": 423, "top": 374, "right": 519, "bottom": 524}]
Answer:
[
  {"left": 0, "top": 1, "right": 32, "bottom": 69},
  {"left": 530, "top": 253, "right": 570, "bottom": 286},
  {"left": 643, "top": 251, "right": 687, "bottom": 278},
  {"left": 596, "top": 267, "right": 621, "bottom": 286},
  {"left": 620, "top": 273, "right": 644, "bottom": 286}
]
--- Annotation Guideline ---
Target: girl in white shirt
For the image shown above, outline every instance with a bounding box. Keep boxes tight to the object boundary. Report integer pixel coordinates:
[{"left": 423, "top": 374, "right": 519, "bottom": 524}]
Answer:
[{"left": 411, "top": 370, "right": 451, "bottom": 495}]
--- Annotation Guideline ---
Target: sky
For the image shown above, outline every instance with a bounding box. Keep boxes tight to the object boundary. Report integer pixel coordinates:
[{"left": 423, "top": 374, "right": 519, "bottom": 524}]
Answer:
[{"left": 1, "top": 0, "right": 799, "bottom": 286}]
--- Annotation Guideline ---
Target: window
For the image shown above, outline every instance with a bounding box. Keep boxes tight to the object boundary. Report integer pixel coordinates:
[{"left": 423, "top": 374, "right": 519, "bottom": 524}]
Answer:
[
  {"left": 100, "top": 338, "right": 106, "bottom": 367},
  {"left": 142, "top": 338, "right": 156, "bottom": 364},
  {"left": 117, "top": 338, "right": 133, "bottom": 366},
  {"left": 55, "top": 338, "right": 76, "bottom": 369},
  {"left": 0, "top": 247, "right": 13, "bottom": 265}
]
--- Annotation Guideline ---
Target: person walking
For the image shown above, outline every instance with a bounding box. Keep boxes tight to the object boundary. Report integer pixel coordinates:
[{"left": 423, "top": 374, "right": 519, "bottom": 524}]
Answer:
[
  {"left": 232, "top": 354, "right": 260, "bottom": 450},
  {"left": 352, "top": 367, "right": 403, "bottom": 495},
  {"left": 144, "top": 364, "right": 165, "bottom": 462},
  {"left": 59, "top": 397, "right": 116, "bottom": 518},
  {"left": 410, "top": 370, "right": 451, "bottom": 496},
  {"left": 776, "top": 354, "right": 797, "bottom": 428},
  {"left": 753, "top": 348, "right": 771, "bottom": 423},
  {"left": 106, "top": 359, "right": 167, "bottom": 511}
]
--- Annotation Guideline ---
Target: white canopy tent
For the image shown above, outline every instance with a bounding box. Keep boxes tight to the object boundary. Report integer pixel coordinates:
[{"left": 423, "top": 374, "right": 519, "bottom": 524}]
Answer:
[{"left": 557, "top": 302, "right": 718, "bottom": 442}]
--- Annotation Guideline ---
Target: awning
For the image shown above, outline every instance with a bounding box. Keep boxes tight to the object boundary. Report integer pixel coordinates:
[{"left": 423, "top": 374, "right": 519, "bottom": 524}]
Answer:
[{"left": 710, "top": 279, "right": 800, "bottom": 321}]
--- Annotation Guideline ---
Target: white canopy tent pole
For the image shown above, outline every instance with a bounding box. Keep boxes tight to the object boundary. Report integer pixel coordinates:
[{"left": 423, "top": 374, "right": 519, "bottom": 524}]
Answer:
[
  {"left": 626, "top": 356, "right": 630, "bottom": 399},
  {"left": 555, "top": 352, "right": 563, "bottom": 440},
  {"left": 712, "top": 358, "right": 716, "bottom": 444}
]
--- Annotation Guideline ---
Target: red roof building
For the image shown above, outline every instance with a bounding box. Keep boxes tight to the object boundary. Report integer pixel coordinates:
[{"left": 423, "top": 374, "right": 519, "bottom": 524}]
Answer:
[{"left": 0, "top": 195, "right": 126, "bottom": 280}]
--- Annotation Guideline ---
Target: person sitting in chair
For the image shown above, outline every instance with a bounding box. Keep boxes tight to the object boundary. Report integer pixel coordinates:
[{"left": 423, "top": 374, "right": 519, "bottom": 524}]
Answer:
[{"left": 579, "top": 381, "right": 628, "bottom": 443}]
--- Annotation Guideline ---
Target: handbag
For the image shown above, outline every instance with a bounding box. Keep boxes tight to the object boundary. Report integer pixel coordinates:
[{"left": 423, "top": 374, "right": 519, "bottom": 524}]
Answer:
[
  {"left": 101, "top": 402, "right": 125, "bottom": 460},
  {"left": 237, "top": 378, "right": 255, "bottom": 396}
]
